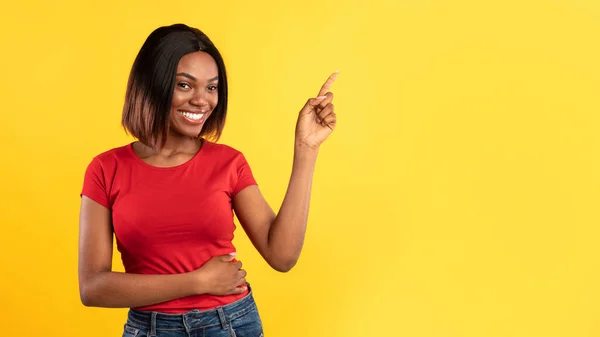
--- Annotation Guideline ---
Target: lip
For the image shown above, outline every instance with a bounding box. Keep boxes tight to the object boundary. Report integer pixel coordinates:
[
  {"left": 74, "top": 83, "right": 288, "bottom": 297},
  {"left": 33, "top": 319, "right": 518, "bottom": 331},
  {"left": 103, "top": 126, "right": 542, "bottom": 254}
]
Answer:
[{"left": 178, "top": 110, "right": 207, "bottom": 125}]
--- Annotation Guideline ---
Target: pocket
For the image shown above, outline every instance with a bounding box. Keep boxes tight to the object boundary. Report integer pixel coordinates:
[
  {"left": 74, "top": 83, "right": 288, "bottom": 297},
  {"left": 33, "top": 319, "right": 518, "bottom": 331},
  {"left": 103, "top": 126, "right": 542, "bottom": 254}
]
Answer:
[
  {"left": 122, "top": 324, "right": 140, "bottom": 337},
  {"left": 229, "top": 308, "right": 264, "bottom": 337}
]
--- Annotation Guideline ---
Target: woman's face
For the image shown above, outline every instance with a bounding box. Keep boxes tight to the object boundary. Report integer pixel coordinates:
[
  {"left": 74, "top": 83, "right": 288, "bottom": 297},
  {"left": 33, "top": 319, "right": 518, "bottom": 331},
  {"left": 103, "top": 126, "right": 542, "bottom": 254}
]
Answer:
[{"left": 169, "top": 51, "right": 219, "bottom": 138}]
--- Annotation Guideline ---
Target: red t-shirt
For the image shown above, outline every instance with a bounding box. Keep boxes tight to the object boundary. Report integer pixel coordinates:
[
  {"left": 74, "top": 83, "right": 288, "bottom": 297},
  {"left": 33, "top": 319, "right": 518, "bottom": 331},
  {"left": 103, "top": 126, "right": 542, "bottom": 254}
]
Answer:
[{"left": 80, "top": 140, "right": 257, "bottom": 313}]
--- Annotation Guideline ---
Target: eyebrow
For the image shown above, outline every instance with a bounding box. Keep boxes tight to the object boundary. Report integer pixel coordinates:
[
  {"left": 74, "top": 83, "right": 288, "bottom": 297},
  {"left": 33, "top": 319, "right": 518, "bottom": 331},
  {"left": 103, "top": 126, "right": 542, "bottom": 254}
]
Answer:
[{"left": 176, "top": 73, "right": 219, "bottom": 83}]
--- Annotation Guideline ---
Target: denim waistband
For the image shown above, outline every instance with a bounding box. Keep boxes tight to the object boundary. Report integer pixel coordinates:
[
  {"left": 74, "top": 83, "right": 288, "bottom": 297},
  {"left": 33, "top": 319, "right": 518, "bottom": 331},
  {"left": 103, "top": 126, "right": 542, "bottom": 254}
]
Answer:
[{"left": 125, "top": 285, "right": 257, "bottom": 334}]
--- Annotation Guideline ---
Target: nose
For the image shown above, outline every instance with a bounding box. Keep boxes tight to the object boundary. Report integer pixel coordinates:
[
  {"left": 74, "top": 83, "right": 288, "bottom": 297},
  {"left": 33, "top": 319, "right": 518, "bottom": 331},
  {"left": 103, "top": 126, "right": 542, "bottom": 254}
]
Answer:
[{"left": 190, "top": 90, "right": 208, "bottom": 107}]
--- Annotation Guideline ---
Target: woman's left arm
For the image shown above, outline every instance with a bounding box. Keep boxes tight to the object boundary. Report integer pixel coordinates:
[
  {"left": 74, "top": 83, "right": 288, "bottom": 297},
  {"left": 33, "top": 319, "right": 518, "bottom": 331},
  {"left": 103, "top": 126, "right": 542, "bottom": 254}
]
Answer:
[{"left": 232, "top": 72, "right": 339, "bottom": 272}]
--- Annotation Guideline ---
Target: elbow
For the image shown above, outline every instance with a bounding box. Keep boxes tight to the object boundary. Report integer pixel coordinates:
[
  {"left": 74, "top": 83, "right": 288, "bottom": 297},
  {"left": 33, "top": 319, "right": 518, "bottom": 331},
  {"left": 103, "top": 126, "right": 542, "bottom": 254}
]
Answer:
[
  {"left": 270, "top": 256, "right": 299, "bottom": 273},
  {"left": 79, "top": 276, "right": 101, "bottom": 307},
  {"left": 79, "top": 286, "right": 95, "bottom": 307}
]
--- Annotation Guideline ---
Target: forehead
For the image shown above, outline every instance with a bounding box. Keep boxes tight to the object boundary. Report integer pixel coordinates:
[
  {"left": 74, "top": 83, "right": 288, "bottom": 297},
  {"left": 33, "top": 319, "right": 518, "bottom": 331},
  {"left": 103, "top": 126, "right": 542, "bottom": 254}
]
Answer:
[{"left": 177, "top": 51, "right": 219, "bottom": 78}]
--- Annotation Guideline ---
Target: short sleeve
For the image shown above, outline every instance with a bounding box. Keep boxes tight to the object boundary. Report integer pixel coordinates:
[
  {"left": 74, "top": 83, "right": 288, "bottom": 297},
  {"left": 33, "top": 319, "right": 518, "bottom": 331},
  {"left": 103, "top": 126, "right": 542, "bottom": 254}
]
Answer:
[
  {"left": 80, "top": 157, "right": 110, "bottom": 209},
  {"left": 232, "top": 153, "right": 257, "bottom": 196}
]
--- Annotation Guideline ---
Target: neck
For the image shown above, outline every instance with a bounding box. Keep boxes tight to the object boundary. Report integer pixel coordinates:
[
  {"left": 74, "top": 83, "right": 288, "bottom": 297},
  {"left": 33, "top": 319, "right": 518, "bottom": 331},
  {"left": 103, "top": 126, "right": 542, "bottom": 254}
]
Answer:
[{"left": 144, "top": 131, "right": 203, "bottom": 156}]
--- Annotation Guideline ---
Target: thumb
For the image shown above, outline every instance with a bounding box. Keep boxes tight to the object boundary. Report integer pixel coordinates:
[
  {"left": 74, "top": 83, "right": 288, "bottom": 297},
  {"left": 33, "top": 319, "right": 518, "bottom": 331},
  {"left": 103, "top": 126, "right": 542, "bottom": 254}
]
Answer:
[
  {"left": 302, "top": 96, "right": 327, "bottom": 114},
  {"left": 221, "top": 252, "right": 236, "bottom": 261}
]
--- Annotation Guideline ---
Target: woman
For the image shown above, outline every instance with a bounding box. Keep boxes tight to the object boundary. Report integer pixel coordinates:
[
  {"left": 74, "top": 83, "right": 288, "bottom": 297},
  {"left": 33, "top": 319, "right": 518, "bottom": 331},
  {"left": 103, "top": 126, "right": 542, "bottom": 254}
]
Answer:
[{"left": 78, "top": 23, "right": 337, "bottom": 337}]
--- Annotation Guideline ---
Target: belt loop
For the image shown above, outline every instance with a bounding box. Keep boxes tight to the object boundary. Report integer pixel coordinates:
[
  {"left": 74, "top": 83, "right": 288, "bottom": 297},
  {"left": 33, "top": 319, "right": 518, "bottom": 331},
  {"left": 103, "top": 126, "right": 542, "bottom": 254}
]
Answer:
[
  {"left": 149, "top": 312, "right": 158, "bottom": 337},
  {"left": 216, "top": 307, "right": 228, "bottom": 330}
]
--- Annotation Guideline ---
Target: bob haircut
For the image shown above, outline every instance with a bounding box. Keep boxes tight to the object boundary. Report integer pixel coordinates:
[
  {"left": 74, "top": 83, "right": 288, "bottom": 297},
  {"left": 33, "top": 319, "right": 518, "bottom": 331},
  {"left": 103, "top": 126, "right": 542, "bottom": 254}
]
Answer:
[{"left": 121, "top": 23, "right": 228, "bottom": 148}]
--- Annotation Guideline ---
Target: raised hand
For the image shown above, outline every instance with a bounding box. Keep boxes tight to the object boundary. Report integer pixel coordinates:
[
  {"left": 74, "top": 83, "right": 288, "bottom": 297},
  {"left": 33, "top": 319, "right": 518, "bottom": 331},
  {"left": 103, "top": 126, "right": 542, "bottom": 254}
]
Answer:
[{"left": 295, "top": 72, "right": 339, "bottom": 149}]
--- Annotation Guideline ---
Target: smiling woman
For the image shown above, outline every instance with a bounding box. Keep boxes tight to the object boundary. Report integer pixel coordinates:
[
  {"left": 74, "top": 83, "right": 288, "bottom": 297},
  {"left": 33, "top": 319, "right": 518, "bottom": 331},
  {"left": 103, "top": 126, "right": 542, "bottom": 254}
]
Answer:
[
  {"left": 77, "top": 23, "right": 338, "bottom": 337},
  {"left": 120, "top": 24, "right": 229, "bottom": 150}
]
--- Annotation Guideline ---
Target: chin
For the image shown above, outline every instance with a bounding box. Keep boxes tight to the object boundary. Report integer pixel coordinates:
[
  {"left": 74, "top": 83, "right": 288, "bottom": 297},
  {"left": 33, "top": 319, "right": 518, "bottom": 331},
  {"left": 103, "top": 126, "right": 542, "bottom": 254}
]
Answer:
[
  {"left": 168, "top": 122, "right": 203, "bottom": 138},
  {"left": 170, "top": 115, "right": 210, "bottom": 139},
  {"left": 181, "top": 127, "right": 205, "bottom": 139}
]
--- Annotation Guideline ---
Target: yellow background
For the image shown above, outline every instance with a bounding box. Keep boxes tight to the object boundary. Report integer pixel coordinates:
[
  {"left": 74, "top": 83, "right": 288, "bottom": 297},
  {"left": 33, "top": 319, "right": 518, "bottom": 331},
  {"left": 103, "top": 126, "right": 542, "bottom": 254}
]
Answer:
[{"left": 1, "top": 0, "right": 600, "bottom": 336}]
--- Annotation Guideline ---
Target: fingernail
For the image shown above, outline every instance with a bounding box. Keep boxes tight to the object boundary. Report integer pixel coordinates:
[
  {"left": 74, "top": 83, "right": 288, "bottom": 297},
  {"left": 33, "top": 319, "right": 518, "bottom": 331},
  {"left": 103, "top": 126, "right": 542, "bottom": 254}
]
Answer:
[
  {"left": 317, "top": 95, "right": 327, "bottom": 99},
  {"left": 229, "top": 252, "right": 237, "bottom": 256}
]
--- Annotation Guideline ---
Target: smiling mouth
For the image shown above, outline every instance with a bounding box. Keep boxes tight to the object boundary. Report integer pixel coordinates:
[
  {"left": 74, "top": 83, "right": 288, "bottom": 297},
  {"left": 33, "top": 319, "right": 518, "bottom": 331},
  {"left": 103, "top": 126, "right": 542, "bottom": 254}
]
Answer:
[{"left": 178, "top": 110, "right": 205, "bottom": 121}]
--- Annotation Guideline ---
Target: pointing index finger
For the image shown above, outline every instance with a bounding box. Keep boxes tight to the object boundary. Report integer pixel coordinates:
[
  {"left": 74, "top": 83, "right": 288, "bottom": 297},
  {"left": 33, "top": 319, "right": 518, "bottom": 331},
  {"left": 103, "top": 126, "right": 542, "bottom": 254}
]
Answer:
[{"left": 318, "top": 71, "right": 339, "bottom": 96}]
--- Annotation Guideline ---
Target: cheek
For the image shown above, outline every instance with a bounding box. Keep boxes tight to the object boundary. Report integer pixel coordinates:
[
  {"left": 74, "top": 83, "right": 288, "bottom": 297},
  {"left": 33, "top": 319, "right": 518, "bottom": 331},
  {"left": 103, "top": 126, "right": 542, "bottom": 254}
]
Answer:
[
  {"left": 210, "top": 94, "right": 219, "bottom": 108},
  {"left": 170, "top": 91, "right": 188, "bottom": 108}
]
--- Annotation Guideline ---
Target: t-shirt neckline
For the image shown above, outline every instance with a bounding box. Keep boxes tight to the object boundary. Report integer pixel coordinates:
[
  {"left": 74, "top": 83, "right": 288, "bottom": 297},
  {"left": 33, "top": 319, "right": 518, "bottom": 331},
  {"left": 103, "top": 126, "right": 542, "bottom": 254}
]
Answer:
[{"left": 126, "top": 139, "right": 209, "bottom": 170}]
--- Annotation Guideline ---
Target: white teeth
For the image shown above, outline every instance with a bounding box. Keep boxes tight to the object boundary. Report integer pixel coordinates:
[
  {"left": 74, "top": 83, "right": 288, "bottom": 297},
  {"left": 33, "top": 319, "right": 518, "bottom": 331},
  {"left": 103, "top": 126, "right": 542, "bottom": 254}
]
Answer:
[{"left": 178, "top": 111, "right": 204, "bottom": 120}]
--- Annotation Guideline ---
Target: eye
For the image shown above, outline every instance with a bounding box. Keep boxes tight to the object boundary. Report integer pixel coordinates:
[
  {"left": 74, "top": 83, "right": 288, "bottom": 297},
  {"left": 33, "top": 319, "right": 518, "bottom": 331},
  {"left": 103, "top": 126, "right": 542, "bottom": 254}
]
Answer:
[
  {"left": 178, "top": 82, "right": 191, "bottom": 89},
  {"left": 208, "top": 85, "right": 218, "bottom": 92}
]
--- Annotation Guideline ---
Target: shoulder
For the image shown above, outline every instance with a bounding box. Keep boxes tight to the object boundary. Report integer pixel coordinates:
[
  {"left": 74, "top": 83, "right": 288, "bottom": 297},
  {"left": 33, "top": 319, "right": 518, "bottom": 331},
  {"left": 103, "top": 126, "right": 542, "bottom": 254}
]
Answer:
[
  {"left": 81, "top": 144, "right": 133, "bottom": 208},
  {"left": 202, "top": 140, "right": 247, "bottom": 160},
  {"left": 201, "top": 140, "right": 255, "bottom": 177},
  {"left": 91, "top": 143, "right": 133, "bottom": 162},
  {"left": 85, "top": 143, "right": 134, "bottom": 172}
]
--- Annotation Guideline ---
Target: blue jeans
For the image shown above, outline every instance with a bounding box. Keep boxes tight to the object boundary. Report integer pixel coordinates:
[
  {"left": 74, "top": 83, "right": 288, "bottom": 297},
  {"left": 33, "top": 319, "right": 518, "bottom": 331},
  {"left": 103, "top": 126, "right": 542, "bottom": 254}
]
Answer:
[{"left": 122, "top": 286, "right": 264, "bottom": 337}]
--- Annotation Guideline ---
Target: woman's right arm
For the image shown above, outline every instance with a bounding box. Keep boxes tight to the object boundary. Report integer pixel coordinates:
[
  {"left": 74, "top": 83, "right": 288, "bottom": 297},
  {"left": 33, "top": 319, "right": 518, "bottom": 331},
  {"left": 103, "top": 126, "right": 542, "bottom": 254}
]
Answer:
[{"left": 78, "top": 196, "right": 247, "bottom": 308}]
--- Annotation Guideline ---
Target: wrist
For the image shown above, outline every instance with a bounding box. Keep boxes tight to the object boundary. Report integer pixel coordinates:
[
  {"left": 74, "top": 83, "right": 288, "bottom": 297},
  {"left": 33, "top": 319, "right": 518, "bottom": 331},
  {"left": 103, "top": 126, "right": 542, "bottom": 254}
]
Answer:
[
  {"left": 186, "top": 271, "right": 207, "bottom": 295},
  {"left": 294, "top": 141, "right": 320, "bottom": 156},
  {"left": 293, "top": 145, "right": 319, "bottom": 164}
]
